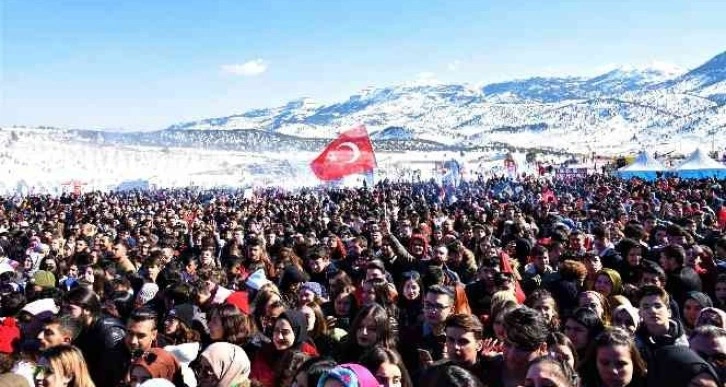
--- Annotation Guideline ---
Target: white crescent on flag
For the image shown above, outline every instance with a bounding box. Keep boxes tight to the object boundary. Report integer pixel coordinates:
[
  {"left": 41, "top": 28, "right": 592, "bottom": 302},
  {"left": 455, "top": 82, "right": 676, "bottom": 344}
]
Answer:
[{"left": 336, "top": 142, "right": 361, "bottom": 164}]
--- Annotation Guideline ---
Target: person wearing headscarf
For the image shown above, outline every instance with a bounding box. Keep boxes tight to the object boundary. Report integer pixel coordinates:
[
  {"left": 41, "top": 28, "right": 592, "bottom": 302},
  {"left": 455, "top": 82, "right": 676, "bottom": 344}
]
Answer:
[
  {"left": 613, "top": 304, "right": 641, "bottom": 335},
  {"left": 250, "top": 309, "right": 318, "bottom": 386},
  {"left": 646, "top": 346, "right": 722, "bottom": 386},
  {"left": 316, "top": 363, "right": 379, "bottom": 387},
  {"left": 593, "top": 268, "right": 623, "bottom": 299},
  {"left": 192, "top": 342, "right": 250, "bottom": 387}
]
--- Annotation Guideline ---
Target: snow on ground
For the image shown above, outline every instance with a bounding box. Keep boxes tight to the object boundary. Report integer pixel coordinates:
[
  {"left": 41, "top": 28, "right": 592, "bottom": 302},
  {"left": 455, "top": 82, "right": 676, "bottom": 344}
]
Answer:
[
  {"left": 0, "top": 127, "right": 721, "bottom": 195},
  {"left": 0, "top": 129, "right": 547, "bottom": 195}
]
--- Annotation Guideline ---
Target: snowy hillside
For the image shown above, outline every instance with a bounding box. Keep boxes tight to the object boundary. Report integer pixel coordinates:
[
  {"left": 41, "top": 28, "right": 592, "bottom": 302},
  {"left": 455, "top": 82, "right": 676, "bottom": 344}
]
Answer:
[{"left": 164, "top": 50, "right": 725, "bottom": 153}]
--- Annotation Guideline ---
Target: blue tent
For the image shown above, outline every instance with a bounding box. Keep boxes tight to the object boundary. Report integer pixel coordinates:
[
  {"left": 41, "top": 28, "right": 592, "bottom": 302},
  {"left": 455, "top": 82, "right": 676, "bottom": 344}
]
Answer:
[
  {"left": 617, "top": 151, "right": 666, "bottom": 181},
  {"left": 675, "top": 148, "right": 726, "bottom": 179}
]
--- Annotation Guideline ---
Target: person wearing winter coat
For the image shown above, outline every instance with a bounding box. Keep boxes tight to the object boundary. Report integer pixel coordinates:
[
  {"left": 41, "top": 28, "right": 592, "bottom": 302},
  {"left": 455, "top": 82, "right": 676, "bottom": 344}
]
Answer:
[
  {"left": 634, "top": 285, "right": 689, "bottom": 366},
  {"left": 63, "top": 286, "right": 127, "bottom": 387},
  {"left": 250, "top": 309, "right": 319, "bottom": 386}
]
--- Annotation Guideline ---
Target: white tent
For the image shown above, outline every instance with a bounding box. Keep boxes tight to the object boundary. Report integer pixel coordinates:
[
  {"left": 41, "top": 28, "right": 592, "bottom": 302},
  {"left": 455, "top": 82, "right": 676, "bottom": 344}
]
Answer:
[
  {"left": 617, "top": 151, "right": 666, "bottom": 181},
  {"left": 675, "top": 148, "right": 726, "bottom": 179}
]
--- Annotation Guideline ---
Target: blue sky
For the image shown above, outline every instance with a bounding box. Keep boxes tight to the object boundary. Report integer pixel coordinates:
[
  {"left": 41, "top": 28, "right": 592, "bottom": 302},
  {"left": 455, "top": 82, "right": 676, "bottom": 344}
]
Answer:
[{"left": 2, "top": 0, "right": 725, "bottom": 130}]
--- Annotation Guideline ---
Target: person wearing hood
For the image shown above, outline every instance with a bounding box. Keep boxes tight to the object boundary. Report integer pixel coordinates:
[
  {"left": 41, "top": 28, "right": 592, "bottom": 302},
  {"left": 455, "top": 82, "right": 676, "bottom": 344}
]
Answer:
[
  {"left": 646, "top": 346, "right": 722, "bottom": 387},
  {"left": 635, "top": 285, "right": 689, "bottom": 365},
  {"left": 250, "top": 309, "right": 319, "bottom": 386},
  {"left": 683, "top": 292, "right": 714, "bottom": 334},
  {"left": 192, "top": 342, "right": 251, "bottom": 387},
  {"left": 696, "top": 307, "right": 726, "bottom": 330}
]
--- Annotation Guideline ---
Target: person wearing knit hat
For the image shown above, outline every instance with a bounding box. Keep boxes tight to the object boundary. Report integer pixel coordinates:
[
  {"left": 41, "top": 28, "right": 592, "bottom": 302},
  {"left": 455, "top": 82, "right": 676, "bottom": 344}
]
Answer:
[
  {"left": 129, "top": 347, "right": 182, "bottom": 386},
  {"left": 593, "top": 268, "right": 622, "bottom": 298},
  {"left": 299, "top": 282, "right": 324, "bottom": 305},
  {"left": 317, "top": 363, "right": 379, "bottom": 387},
  {"left": 136, "top": 283, "right": 160, "bottom": 307},
  {"left": 166, "top": 303, "right": 208, "bottom": 336},
  {"left": 31, "top": 270, "right": 56, "bottom": 290},
  {"left": 225, "top": 291, "right": 250, "bottom": 315},
  {"left": 245, "top": 269, "right": 271, "bottom": 292},
  {"left": 684, "top": 292, "right": 714, "bottom": 333}
]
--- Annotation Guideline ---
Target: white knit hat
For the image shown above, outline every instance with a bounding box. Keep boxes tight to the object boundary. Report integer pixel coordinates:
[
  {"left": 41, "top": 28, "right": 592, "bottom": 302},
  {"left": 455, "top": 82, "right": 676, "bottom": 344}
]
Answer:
[
  {"left": 137, "top": 283, "right": 160, "bottom": 305},
  {"left": 245, "top": 269, "right": 270, "bottom": 291}
]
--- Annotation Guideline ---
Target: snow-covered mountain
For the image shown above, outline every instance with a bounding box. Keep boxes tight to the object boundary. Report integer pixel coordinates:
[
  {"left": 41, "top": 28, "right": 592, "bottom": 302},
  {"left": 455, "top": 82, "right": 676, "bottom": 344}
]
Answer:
[{"left": 163, "top": 51, "right": 725, "bottom": 154}]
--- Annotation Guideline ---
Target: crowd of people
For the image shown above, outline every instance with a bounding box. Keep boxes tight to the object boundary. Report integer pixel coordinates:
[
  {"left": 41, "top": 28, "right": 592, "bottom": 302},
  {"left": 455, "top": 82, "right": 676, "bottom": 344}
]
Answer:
[{"left": 0, "top": 173, "right": 725, "bottom": 387}]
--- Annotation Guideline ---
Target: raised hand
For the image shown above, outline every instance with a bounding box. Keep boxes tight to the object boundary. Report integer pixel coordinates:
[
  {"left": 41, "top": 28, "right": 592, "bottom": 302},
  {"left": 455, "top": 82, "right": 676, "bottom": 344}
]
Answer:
[{"left": 480, "top": 338, "right": 503, "bottom": 358}]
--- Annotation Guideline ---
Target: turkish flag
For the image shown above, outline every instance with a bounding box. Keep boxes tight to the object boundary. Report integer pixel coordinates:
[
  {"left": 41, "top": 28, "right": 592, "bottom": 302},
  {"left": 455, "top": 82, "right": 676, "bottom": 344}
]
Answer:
[{"left": 310, "top": 125, "right": 377, "bottom": 181}]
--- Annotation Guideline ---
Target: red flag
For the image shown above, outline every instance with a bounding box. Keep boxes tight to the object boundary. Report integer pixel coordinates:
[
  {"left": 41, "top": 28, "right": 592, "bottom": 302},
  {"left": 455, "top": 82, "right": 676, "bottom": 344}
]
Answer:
[{"left": 310, "top": 125, "right": 377, "bottom": 181}]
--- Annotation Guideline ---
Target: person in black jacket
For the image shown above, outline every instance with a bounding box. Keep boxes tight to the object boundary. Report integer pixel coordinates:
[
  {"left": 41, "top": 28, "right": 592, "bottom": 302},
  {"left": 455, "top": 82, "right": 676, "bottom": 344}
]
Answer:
[
  {"left": 63, "top": 286, "right": 127, "bottom": 387},
  {"left": 660, "top": 244, "right": 703, "bottom": 305}
]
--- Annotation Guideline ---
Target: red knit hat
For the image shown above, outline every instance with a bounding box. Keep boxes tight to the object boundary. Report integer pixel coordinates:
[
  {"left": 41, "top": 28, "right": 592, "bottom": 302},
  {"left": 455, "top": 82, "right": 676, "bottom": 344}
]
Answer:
[
  {"left": 225, "top": 291, "right": 250, "bottom": 314},
  {"left": 131, "top": 348, "right": 180, "bottom": 381},
  {"left": 0, "top": 317, "right": 21, "bottom": 354}
]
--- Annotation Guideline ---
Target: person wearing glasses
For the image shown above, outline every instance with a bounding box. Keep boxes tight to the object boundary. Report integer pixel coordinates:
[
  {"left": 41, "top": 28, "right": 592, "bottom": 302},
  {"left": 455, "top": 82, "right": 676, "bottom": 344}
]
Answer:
[
  {"left": 399, "top": 285, "right": 454, "bottom": 376},
  {"left": 690, "top": 325, "right": 726, "bottom": 382}
]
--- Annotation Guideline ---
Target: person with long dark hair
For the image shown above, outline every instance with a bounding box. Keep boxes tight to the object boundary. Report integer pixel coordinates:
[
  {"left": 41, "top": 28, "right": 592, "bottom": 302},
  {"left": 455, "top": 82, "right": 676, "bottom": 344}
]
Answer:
[
  {"left": 339, "top": 303, "right": 397, "bottom": 363},
  {"left": 208, "top": 303, "right": 267, "bottom": 359},
  {"left": 564, "top": 307, "right": 605, "bottom": 366},
  {"left": 360, "top": 346, "right": 413, "bottom": 387}
]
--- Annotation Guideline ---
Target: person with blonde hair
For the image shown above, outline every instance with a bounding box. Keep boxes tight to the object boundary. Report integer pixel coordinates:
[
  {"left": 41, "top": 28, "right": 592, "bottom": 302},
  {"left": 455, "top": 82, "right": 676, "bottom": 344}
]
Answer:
[{"left": 35, "top": 344, "right": 95, "bottom": 387}]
